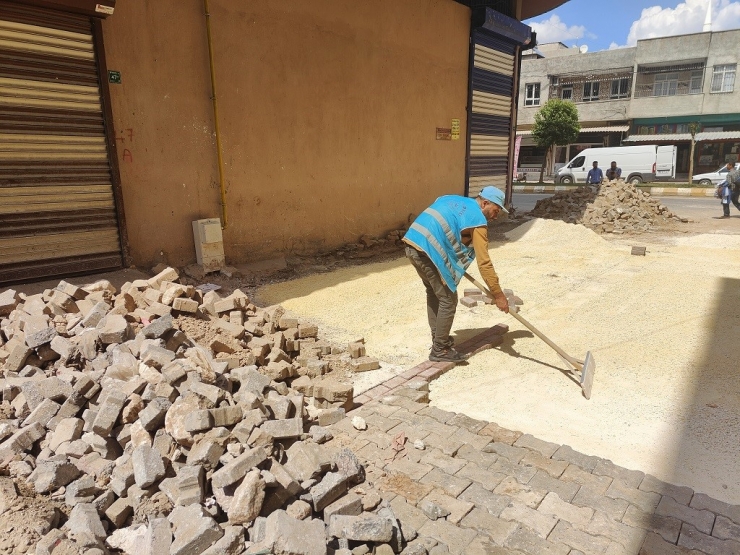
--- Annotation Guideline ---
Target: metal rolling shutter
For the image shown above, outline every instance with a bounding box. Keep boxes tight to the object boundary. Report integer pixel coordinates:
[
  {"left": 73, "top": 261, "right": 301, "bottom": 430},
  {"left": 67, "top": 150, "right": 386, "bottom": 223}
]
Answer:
[
  {"left": 467, "top": 29, "right": 517, "bottom": 198},
  {"left": 0, "top": 2, "right": 121, "bottom": 284}
]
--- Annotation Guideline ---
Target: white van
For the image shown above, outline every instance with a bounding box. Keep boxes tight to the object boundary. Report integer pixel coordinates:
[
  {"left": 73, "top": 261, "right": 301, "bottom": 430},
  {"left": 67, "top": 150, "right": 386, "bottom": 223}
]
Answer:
[{"left": 555, "top": 145, "right": 677, "bottom": 185}]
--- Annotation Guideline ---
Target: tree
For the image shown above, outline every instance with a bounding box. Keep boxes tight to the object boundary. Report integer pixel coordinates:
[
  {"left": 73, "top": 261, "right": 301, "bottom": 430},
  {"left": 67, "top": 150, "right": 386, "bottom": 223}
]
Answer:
[
  {"left": 687, "top": 122, "right": 701, "bottom": 186},
  {"left": 531, "top": 99, "right": 580, "bottom": 183}
]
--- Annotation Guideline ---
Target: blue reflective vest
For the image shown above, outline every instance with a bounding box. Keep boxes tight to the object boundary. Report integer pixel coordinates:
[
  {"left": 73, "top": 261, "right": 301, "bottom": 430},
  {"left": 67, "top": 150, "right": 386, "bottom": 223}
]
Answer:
[{"left": 403, "top": 195, "right": 487, "bottom": 292}]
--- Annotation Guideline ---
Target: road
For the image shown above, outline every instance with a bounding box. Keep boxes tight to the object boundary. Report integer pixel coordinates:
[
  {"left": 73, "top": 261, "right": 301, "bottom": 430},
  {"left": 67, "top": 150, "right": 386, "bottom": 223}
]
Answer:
[{"left": 512, "top": 193, "right": 740, "bottom": 233}]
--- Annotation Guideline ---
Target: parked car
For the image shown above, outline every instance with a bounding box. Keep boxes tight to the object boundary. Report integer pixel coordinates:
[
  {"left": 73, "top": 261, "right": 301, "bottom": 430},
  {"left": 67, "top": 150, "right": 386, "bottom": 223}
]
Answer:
[{"left": 692, "top": 163, "right": 740, "bottom": 186}]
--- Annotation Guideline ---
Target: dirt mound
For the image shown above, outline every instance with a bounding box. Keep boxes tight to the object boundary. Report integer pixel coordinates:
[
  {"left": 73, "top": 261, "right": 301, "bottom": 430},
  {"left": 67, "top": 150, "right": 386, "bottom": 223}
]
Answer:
[{"left": 528, "top": 180, "right": 683, "bottom": 234}]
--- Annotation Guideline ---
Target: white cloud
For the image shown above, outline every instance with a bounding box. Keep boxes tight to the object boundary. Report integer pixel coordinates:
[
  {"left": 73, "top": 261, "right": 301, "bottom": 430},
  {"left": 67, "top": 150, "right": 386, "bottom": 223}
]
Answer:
[
  {"left": 624, "top": 0, "right": 740, "bottom": 46},
  {"left": 529, "top": 14, "right": 589, "bottom": 44}
]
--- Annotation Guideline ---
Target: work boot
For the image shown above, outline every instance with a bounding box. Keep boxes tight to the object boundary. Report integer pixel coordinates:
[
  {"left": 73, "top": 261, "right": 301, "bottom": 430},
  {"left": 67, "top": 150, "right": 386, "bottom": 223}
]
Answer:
[{"left": 429, "top": 348, "right": 468, "bottom": 363}]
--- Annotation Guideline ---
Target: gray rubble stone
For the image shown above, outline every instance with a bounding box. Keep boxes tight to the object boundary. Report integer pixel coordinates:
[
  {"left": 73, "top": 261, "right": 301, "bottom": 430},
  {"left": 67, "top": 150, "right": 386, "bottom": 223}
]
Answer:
[
  {"left": 138, "top": 397, "right": 172, "bottom": 431},
  {"left": 142, "top": 313, "right": 174, "bottom": 339},
  {"left": 227, "top": 470, "right": 265, "bottom": 525},
  {"left": 261, "top": 417, "right": 303, "bottom": 439},
  {"left": 311, "top": 471, "right": 348, "bottom": 511},
  {"left": 64, "top": 503, "right": 107, "bottom": 544},
  {"left": 262, "top": 509, "right": 327, "bottom": 555},
  {"left": 25, "top": 327, "right": 57, "bottom": 349},
  {"left": 169, "top": 505, "right": 224, "bottom": 555},
  {"left": 211, "top": 446, "right": 269, "bottom": 490},
  {"left": 32, "top": 458, "right": 82, "bottom": 493},
  {"left": 329, "top": 513, "right": 394, "bottom": 542},
  {"left": 132, "top": 444, "right": 166, "bottom": 488}
]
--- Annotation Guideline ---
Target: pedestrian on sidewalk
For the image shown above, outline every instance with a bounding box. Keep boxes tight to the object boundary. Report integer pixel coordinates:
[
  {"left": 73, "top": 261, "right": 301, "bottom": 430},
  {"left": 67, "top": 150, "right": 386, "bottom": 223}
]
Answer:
[
  {"left": 726, "top": 162, "right": 740, "bottom": 212},
  {"left": 403, "top": 186, "right": 509, "bottom": 364},
  {"left": 586, "top": 161, "right": 603, "bottom": 187},
  {"left": 717, "top": 179, "right": 732, "bottom": 217}
]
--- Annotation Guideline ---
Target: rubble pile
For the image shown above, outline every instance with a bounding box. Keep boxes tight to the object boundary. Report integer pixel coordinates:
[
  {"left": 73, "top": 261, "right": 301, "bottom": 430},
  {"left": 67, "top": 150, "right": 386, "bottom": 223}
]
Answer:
[
  {"left": 528, "top": 179, "right": 682, "bottom": 234},
  {"left": 0, "top": 268, "right": 400, "bottom": 554}
]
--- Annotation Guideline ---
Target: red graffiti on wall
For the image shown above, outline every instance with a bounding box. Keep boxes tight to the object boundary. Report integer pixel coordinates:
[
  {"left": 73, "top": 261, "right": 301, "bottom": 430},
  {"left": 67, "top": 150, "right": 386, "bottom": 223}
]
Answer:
[{"left": 122, "top": 149, "right": 133, "bottom": 162}]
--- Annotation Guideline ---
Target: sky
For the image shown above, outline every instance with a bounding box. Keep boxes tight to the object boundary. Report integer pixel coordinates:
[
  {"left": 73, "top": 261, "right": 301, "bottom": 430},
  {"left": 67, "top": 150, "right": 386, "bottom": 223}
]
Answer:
[{"left": 524, "top": 0, "right": 740, "bottom": 52}]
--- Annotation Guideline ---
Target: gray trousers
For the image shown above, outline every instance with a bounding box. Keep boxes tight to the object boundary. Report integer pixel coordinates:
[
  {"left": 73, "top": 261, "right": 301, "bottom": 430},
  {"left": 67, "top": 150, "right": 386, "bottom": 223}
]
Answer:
[{"left": 405, "top": 246, "right": 457, "bottom": 353}]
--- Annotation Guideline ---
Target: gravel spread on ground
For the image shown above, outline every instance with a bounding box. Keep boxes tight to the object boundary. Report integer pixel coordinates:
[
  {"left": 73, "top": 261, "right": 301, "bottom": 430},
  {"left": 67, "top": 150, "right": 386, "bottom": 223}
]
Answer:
[{"left": 258, "top": 218, "right": 740, "bottom": 504}]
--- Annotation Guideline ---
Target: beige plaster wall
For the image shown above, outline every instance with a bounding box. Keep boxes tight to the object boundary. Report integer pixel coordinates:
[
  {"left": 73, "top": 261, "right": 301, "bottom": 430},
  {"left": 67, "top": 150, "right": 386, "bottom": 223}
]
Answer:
[{"left": 102, "top": 0, "right": 471, "bottom": 266}]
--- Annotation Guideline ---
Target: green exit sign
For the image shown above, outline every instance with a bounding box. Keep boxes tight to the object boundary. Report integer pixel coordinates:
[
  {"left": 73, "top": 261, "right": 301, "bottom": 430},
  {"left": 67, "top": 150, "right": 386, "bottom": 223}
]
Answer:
[{"left": 108, "top": 70, "right": 121, "bottom": 84}]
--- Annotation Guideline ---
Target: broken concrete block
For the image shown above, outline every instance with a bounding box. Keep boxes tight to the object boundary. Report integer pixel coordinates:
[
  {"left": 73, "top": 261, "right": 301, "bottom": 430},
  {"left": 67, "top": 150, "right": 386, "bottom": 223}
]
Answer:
[
  {"left": 169, "top": 505, "right": 223, "bottom": 555},
  {"left": 138, "top": 397, "right": 172, "bottom": 431},
  {"left": 32, "top": 458, "right": 82, "bottom": 493},
  {"left": 211, "top": 446, "right": 268, "bottom": 490},
  {"left": 350, "top": 357, "right": 381, "bottom": 372},
  {"left": 92, "top": 389, "right": 127, "bottom": 436},
  {"left": 311, "top": 471, "right": 348, "bottom": 511},
  {"left": 105, "top": 496, "right": 133, "bottom": 528},
  {"left": 22, "top": 397, "right": 60, "bottom": 429},
  {"left": 132, "top": 444, "right": 166, "bottom": 488},
  {"left": 148, "top": 267, "right": 179, "bottom": 289},
  {"left": 0, "top": 289, "right": 19, "bottom": 316},
  {"left": 172, "top": 297, "right": 198, "bottom": 313},
  {"left": 184, "top": 409, "right": 214, "bottom": 433},
  {"left": 210, "top": 406, "right": 242, "bottom": 427},
  {"left": 98, "top": 314, "right": 132, "bottom": 344},
  {"left": 323, "top": 492, "right": 363, "bottom": 523},
  {"left": 4, "top": 344, "right": 32, "bottom": 373},
  {"left": 25, "top": 327, "right": 57, "bottom": 349},
  {"left": 142, "top": 313, "right": 174, "bottom": 339},
  {"left": 64, "top": 503, "right": 107, "bottom": 545},
  {"left": 227, "top": 470, "right": 265, "bottom": 525},
  {"left": 262, "top": 510, "right": 326, "bottom": 555},
  {"left": 298, "top": 324, "right": 318, "bottom": 339},
  {"left": 260, "top": 418, "right": 303, "bottom": 440},
  {"left": 80, "top": 301, "right": 111, "bottom": 328},
  {"left": 49, "top": 417, "right": 84, "bottom": 452},
  {"left": 328, "top": 513, "right": 394, "bottom": 542}
]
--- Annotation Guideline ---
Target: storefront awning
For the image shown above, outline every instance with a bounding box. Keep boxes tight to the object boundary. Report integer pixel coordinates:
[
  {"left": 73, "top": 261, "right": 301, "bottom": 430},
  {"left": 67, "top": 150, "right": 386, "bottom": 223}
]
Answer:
[
  {"left": 624, "top": 131, "right": 740, "bottom": 142},
  {"left": 516, "top": 125, "right": 628, "bottom": 136}
]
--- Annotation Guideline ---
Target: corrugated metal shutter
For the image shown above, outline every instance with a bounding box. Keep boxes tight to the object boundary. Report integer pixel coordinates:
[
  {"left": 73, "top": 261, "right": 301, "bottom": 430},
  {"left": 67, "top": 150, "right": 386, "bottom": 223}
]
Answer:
[
  {"left": 466, "top": 29, "right": 517, "bottom": 198},
  {"left": 0, "top": 2, "right": 121, "bottom": 284}
]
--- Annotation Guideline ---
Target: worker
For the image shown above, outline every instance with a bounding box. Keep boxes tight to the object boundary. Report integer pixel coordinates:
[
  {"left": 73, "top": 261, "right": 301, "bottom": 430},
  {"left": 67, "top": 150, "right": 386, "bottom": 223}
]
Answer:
[
  {"left": 605, "top": 161, "right": 622, "bottom": 181},
  {"left": 403, "top": 186, "right": 509, "bottom": 364},
  {"left": 586, "top": 161, "right": 604, "bottom": 185}
]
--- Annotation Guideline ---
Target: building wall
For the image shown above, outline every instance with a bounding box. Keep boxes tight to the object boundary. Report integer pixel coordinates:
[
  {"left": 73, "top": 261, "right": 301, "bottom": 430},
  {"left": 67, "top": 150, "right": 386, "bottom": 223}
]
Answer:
[
  {"left": 101, "top": 0, "right": 471, "bottom": 267},
  {"left": 517, "top": 47, "right": 636, "bottom": 126}
]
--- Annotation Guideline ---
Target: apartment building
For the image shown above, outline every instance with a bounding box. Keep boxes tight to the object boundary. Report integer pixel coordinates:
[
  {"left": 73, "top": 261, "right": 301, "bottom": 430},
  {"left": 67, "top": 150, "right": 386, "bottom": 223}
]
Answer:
[{"left": 515, "top": 29, "right": 740, "bottom": 178}]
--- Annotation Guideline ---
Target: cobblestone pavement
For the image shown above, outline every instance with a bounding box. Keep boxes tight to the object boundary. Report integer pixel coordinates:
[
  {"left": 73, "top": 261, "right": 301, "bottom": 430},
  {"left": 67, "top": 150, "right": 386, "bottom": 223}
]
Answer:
[{"left": 323, "top": 324, "right": 740, "bottom": 555}]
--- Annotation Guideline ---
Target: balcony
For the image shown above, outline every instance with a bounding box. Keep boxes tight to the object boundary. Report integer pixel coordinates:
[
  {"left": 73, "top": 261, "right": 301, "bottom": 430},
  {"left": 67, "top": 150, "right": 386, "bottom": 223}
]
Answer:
[
  {"left": 633, "top": 61, "right": 706, "bottom": 98},
  {"left": 548, "top": 69, "right": 633, "bottom": 104}
]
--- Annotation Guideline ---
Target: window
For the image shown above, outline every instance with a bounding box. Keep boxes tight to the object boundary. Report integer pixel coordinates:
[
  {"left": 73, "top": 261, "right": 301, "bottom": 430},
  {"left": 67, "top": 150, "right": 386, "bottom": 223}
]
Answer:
[
  {"left": 568, "top": 155, "right": 586, "bottom": 168},
  {"left": 676, "top": 123, "right": 689, "bottom": 133},
  {"left": 561, "top": 86, "right": 573, "bottom": 100},
  {"left": 711, "top": 64, "right": 736, "bottom": 93},
  {"left": 610, "top": 77, "right": 630, "bottom": 99},
  {"left": 583, "top": 81, "right": 599, "bottom": 101},
  {"left": 689, "top": 70, "right": 704, "bottom": 94},
  {"left": 525, "top": 83, "right": 540, "bottom": 106},
  {"left": 653, "top": 73, "right": 678, "bottom": 96}
]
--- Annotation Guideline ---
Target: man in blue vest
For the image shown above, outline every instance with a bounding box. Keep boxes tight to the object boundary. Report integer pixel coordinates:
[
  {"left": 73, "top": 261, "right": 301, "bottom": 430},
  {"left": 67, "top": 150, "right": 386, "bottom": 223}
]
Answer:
[{"left": 403, "top": 186, "right": 510, "bottom": 363}]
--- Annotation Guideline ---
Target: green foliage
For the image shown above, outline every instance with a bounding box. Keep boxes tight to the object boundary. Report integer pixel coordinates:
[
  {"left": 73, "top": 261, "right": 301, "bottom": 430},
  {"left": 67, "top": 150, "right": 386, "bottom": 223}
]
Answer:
[{"left": 531, "top": 99, "right": 580, "bottom": 149}]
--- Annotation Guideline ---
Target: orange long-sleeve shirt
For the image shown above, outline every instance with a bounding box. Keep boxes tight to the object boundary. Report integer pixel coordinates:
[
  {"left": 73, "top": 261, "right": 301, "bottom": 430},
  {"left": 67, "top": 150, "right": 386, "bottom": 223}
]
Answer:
[{"left": 462, "top": 226, "right": 502, "bottom": 296}]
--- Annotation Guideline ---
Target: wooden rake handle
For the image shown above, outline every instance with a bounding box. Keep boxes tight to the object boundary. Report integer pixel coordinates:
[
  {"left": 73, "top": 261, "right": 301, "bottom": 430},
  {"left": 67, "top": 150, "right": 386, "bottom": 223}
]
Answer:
[{"left": 462, "top": 272, "right": 584, "bottom": 372}]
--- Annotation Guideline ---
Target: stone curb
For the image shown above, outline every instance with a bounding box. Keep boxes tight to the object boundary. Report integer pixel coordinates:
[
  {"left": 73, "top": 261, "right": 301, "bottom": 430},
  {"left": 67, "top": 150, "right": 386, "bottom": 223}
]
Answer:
[{"left": 513, "top": 185, "right": 716, "bottom": 197}]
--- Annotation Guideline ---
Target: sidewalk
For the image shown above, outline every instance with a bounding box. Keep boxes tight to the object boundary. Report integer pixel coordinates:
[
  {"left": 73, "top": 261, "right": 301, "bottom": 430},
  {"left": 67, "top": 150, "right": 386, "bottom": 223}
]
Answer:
[
  {"left": 324, "top": 326, "right": 740, "bottom": 555},
  {"left": 513, "top": 184, "right": 716, "bottom": 197}
]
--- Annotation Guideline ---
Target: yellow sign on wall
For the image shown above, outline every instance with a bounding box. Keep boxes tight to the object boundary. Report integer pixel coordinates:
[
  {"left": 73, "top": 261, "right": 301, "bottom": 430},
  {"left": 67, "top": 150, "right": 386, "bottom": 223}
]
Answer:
[{"left": 451, "top": 118, "right": 460, "bottom": 140}]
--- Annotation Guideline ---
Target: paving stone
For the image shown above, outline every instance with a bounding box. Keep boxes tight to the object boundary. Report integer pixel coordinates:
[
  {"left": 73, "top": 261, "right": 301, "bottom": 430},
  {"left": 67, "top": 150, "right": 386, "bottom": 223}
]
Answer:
[
  {"left": 417, "top": 406, "right": 455, "bottom": 424},
  {"left": 713, "top": 515, "right": 740, "bottom": 542},
  {"left": 323, "top": 493, "right": 363, "bottom": 523},
  {"left": 211, "top": 447, "right": 268, "bottom": 490},
  {"left": 519, "top": 450, "right": 568, "bottom": 479},
  {"left": 639, "top": 475, "right": 693, "bottom": 506},
  {"left": 493, "top": 477, "right": 546, "bottom": 508},
  {"left": 678, "top": 523, "right": 740, "bottom": 555},
  {"left": 513, "top": 434, "right": 560, "bottom": 458},
  {"left": 478, "top": 422, "right": 522, "bottom": 445},
  {"left": 421, "top": 448, "right": 467, "bottom": 475},
  {"left": 364, "top": 413, "right": 400, "bottom": 433},
  {"left": 482, "top": 442, "right": 528, "bottom": 464},
  {"left": 446, "top": 414, "right": 487, "bottom": 433},
  {"left": 455, "top": 444, "right": 498, "bottom": 469},
  {"left": 378, "top": 473, "right": 434, "bottom": 504},
  {"left": 560, "top": 464, "right": 613, "bottom": 495},
  {"left": 460, "top": 507, "right": 517, "bottom": 544},
  {"left": 464, "top": 535, "right": 526, "bottom": 555},
  {"left": 594, "top": 459, "right": 646, "bottom": 489},
  {"left": 504, "top": 525, "right": 570, "bottom": 555},
  {"left": 386, "top": 421, "right": 432, "bottom": 444},
  {"left": 538, "top": 491, "right": 593, "bottom": 526},
  {"left": 572, "top": 485, "right": 630, "bottom": 521},
  {"left": 548, "top": 520, "right": 613, "bottom": 554},
  {"left": 639, "top": 531, "right": 704, "bottom": 555},
  {"left": 456, "top": 462, "right": 506, "bottom": 492},
  {"left": 528, "top": 470, "right": 580, "bottom": 502},
  {"left": 418, "top": 518, "right": 478, "bottom": 555},
  {"left": 656, "top": 496, "right": 715, "bottom": 535},
  {"left": 500, "top": 502, "right": 558, "bottom": 538},
  {"left": 458, "top": 483, "right": 511, "bottom": 517},
  {"left": 423, "top": 434, "right": 464, "bottom": 456},
  {"left": 132, "top": 444, "right": 165, "bottom": 488},
  {"left": 260, "top": 417, "right": 304, "bottom": 439},
  {"left": 386, "top": 459, "right": 433, "bottom": 481},
  {"left": 420, "top": 488, "right": 475, "bottom": 524},
  {"left": 311, "top": 471, "right": 348, "bottom": 511},
  {"left": 454, "top": 428, "right": 493, "bottom": 450},
  {"left": 586, "top": 510, "right": 648, "bottom": 553},
  {"left": 329, "top": 514, "right": 394, "bottom": 542},
  {"left": 551, "top": 445, "right": 601, "bottom": 471},
  {"left": 622, "top": 504, "right": 682, "bottom": 544},
  {"left": 487, "top": 457, "right": 537, "bottom": 485},
  {"left": 420, "top": 467, "right": 472, "bottom": 498},
  {"left": 690, "top": 493, "right": 740, "bottom": 525},
  {"left": 389, "top": 496, "right": 432, "bottom": 531}
]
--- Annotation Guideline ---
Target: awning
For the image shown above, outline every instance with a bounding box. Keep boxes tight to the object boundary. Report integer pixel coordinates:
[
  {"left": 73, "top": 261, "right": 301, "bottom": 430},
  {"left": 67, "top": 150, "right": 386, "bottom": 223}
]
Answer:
[
  {"left": 624, "top": 131, "right": 740, "bottom": 142},
  {"left": 516, "top": 125, "right": 629, "bottom": 136}
]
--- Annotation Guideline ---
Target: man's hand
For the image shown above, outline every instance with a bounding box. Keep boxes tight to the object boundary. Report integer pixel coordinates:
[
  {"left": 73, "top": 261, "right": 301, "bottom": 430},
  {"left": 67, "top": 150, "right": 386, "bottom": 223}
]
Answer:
[{"left": 493, "top": 292, "right": 509, "bottom": 313}]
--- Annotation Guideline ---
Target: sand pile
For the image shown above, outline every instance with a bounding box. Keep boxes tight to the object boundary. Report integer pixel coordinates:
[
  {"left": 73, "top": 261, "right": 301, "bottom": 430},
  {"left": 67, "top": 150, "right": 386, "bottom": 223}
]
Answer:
[{"left": 528, "top": 179, "right": 682, "bottom": 234}]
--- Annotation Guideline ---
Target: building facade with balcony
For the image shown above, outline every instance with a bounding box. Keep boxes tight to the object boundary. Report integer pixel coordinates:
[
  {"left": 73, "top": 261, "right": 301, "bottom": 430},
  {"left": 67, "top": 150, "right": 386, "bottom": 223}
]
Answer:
[{"left": 515, "top": 29, "right": 740, "bottom": 178}]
